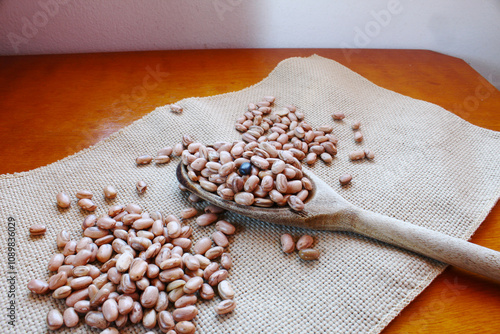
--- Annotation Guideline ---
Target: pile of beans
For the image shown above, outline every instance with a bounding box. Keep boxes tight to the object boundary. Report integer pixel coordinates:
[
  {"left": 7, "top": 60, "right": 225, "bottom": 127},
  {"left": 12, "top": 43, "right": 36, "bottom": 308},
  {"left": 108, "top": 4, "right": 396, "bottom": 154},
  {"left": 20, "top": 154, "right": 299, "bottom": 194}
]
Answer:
[
  {"left": 179, "top": 97, "right": 342, "bottom": 212},
  {"left": 28, "top": 201, "right": 237, "bottom": 333}
]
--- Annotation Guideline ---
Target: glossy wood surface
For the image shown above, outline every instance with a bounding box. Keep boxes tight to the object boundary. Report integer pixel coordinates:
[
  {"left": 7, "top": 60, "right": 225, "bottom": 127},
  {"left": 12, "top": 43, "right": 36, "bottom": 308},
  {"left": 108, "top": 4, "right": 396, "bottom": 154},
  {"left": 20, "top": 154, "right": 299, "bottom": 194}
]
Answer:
[{"left": 1, "top": 49, "right": 499, "bottom": 333}]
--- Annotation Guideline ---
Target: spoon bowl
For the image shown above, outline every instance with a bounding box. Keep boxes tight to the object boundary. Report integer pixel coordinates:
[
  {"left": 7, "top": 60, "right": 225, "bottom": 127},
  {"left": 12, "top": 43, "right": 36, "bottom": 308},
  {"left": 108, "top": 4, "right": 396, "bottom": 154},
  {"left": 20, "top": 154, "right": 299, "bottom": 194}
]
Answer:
[{"left": 177, "top": 162, "right": 500, "bottom": 282}]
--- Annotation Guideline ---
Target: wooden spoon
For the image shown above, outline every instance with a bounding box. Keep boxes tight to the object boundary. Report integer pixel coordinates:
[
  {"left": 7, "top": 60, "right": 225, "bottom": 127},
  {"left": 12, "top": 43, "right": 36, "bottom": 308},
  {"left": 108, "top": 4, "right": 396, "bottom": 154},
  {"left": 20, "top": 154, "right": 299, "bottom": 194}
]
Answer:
[{"left": 177, "top": 163, "right": 500, "bottom": 282}]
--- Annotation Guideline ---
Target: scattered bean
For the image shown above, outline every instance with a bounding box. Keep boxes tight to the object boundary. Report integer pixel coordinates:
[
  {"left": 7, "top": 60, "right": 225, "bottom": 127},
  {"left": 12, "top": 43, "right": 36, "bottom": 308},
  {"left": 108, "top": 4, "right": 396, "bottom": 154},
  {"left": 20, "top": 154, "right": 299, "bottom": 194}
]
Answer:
[
  {"left": 103, "top": 186, "right": 117, "bottom": 199},
  {"left": 332, "top": 112, "right": 345, "bottom": 120},
  {"left": 339, "top": 174, "right": 353, "bottom": 185},
  {"left": 136, "top": 155, "right": 153, "bottom": 165},
  {"left": 298, "top": 248, "right": 320, "bottom": 260},
  {"left": 296, "top": 235, "right": 314, "bottom": 250},
  {"left": 280, "top": 234, "right": 295, "bottom": 253},
  {"left": 56, "top": 192, "right": 71, "bottom": 208},
  {"left": 136, "top": 180, "right": 147, "bottom": 194},
  {"left": 214, "top": 299, "right": 236, "bottom": 315},
  {"left": 30, "top": 224, "right": 46, "bottom": 236}
]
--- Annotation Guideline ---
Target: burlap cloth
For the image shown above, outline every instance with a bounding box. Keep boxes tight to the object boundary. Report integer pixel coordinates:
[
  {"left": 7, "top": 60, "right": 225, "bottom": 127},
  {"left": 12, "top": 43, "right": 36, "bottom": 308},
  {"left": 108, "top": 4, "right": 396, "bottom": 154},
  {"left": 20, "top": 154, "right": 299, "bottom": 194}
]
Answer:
[{"left": 1, "top": 55, "right": 499, "bottom": 334}]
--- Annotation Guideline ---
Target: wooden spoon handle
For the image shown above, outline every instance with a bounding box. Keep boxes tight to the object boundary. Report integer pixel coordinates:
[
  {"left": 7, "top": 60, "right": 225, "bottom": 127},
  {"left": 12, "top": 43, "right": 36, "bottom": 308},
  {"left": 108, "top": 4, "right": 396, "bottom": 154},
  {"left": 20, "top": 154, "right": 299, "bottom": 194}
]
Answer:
[{"left": 347, "top": 207, "right": 500, "bottom": 281}]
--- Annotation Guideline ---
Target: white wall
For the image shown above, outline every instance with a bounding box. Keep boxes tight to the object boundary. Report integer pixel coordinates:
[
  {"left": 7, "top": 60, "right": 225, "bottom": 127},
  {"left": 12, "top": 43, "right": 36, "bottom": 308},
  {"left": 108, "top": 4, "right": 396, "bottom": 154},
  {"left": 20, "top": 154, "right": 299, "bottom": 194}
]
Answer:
[{"left": 1, "top": 0, "right": 499, "bottom": 89}]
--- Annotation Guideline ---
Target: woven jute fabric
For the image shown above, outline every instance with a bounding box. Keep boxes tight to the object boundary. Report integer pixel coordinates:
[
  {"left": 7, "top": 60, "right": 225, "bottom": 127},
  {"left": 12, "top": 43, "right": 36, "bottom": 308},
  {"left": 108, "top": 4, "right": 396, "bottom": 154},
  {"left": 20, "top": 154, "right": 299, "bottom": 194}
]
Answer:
[{"left": 1, "top": 55, "right": 499, "bottom": 334}]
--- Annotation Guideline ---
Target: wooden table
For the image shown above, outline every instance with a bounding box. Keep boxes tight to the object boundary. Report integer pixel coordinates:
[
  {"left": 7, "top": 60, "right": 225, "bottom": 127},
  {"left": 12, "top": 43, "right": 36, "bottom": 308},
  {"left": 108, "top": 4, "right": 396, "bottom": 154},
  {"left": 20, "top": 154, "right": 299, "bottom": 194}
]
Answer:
[{"left": 1, "top": 49, "right": 499, "bottom": 333}]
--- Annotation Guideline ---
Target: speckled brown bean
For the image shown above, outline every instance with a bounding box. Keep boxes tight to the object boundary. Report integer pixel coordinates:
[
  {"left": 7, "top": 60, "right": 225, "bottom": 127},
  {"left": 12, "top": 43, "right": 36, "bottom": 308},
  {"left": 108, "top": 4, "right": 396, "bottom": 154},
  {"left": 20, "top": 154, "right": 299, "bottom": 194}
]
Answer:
[
  {"left": 173, "top": 305, "right": 198, "bottom": 322},
  {"left": 74, "top": 300, "right": 92, "bottom": 313},
  {"left": 78, "top": 198, "right": 97, "bottom": 211},
  {"left": 203, "top": 262, "right": 219, "bottom": 281},
  {"left": 352, "top": 121, "right": 361, "bottom": 130},
  {"left": 244, "top": 175, "right": 260, "bottom": 192},
  {"left": 215, "top": 220, "right": 236, "bottom": 235},
  {"left": 156, "top": 155, "right": 171, "bottom": 164},
  {"left": 96, "top": 244, "right": 113, "bottom": 263},
  {"left": 70, "top": 276, "right": 93, "bottom": 290},
  {"left": 76, "top": 190, "right": 93, "bottom": 200},
  {"left": 214, "top": 299, "right": 236, "bottom": 315},
  {"left": 275, "top": 174, "right": 288, "bottom": 193},
  {"left": 141, "top": 286, "right": 159, "bottom": 308},
  {"left": 339, "top": 174, "right": 353, "bottom": 185},
  {"left": 297, "top": 189, "right": 309, "bottom": 202},
  {"left": 136, "top": 180, "right": 147, "bottom": 194},
  {"left": 175, "top": 321, "right": 196, "bottom": 334},
  {"left": 48, "top": 253, "right": 64, "bottom": 271},
  {"left": 118, "top": 295, "right": 134, "bottom": 315},
  {"left": 85, "top": 311, "right": 110, "bottom": 329},
  {"left": 97, "top": 217, "right": 116, "bottom": 230},
  {"left": 173, "top": 143, "right": 184, "bottom": 156},
  {"left": 183, "top": 276, "right": 204, "bottom": 294},
  {"left": 63, "top": 307, "right": 79, "bottom": 327},
  {"left": 48, "top": 271, "right": 67, "bottom": 290},
  {"left": 332, "top": 112, "right": 345, "bottom": 120},
  {"left": 102, "top": 299, "right": 119, "bottom": 322},
  {"left": 306, "top": 152, "right": 317, "bottom": 165},
  {"left": 136, "top": 155, "right": 153, "bottom": 165},
  {"left": 195, "top": 213, "right": 218, "bottom": 227},
  {"left": 212, "top": 231, "right": 229, "bottom": 247},
  {"left": 208, "top": 269, "right": 228, "bottom": 286},
  {"left": 47, "top": 309, "right": 64, "bottom": 330},
  {"left": 56, "top": 192, "right": 71, "bottom": 208},
  {"left": 298, "top": 249, "right": 320, "bottom": 260},
  {"left": 320, "top": 152, "right": 333, "bottom": 163},
  {"left": 180, "top": 208, "right": 198, "bottom": 219},
  {"left": 130, "top": 258, "right": 149, "bottom": 281},
  {"left": 271, "top": 160, "right": 286, "bottom": 174},
  {"left": 281, "top": 234, "right": 295, "bottom": 253},
  {"left": 287, "top": 196, "right": 305, "bottom": 211},
  {"left": 221, "top": 253, "right": 232, "bottom": 270},
  {"left": 286, "top": 180, "right": 303, "bottom": 194},
  {"left": 103, "top": 185, "right": 117, "bottom": 199},
  {"left": 193, "top": 237, "right": 212, "bottom": 255},
  {"left": 234, "top": 192, "right": 254, "bottom": 206},
  {"left": 205, "top": 247, "right": 224, "bottom": 260},
  {"left": 183, "top": 254, "right": 200, "bottom": 271},
  {"left": 296, "top": 235, "right": 314, "bottom": 250},
  {"left": 364, "top": 149, "right": 375, "bottom": 159},
  {"left": 200, "top": 283, "right": 215, "bottom": 300},
  {"left": 65, "top": 288, "right": 89, "bottom": 307},
  {"left": 159, "top": 268, "right": 184, "bottom": 283},
  {"left": 348, "top": 150, "right": 366, "bottom": 161},
  {"left": 354, "top": 131, "right": 363, "bottom": 142},
  {"left": 218, "top": 280, "right": 235, "bottom": 300},
  {"left": 158, "top": 310, "right": 175, "bottom": 332},
  {"left": 28, "top": 279, "right": 49, "bottom": 294},
  {"left": 269, "top": 189, "right": 284, "bottom": 204},
  {"left": 56, "top": 230, "right": 71, "bottom": 248},
  {"left": 175, "top": 294, "right": 198, "bottom": 308},
  {"left": 30, "top": 224, "right": 46, "bottom": 236}
]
